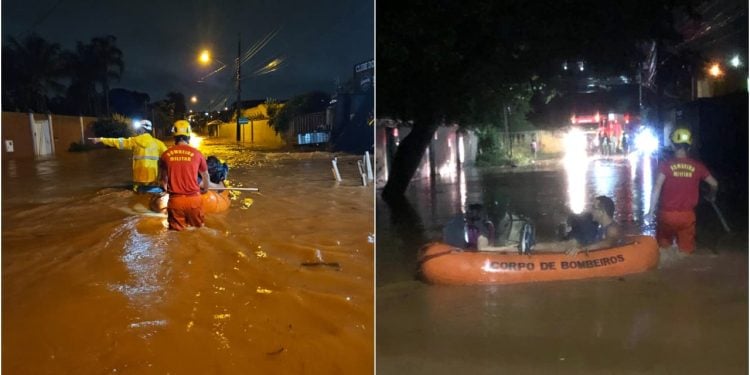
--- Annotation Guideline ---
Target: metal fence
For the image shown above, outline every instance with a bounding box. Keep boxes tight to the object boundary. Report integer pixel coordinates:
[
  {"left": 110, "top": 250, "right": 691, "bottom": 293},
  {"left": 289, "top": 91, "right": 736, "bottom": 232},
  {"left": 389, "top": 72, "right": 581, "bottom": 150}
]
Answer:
[{"left": 289, "top": 111, "right": 330, "bottom": 145}]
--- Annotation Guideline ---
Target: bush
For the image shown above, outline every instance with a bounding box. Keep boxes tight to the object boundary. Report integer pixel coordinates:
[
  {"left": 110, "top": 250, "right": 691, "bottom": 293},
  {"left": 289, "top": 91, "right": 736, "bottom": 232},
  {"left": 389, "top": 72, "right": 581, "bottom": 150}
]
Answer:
[
  {"left": 92, "top": 117, "right": 132, "bottom": 138},
  {"left": 68, "top": 142, "right": 99, "bottom": 152}
]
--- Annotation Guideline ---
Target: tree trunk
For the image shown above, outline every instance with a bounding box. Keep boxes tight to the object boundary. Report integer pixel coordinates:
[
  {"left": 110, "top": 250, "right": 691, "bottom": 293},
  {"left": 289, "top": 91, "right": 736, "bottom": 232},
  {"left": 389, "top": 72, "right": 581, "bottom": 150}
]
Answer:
[
  {"left": 104, "top": 81, "right": 110, "bottom": 117},
  {"left": 382, "top": 117, "right": 438, "bottom": 201}
]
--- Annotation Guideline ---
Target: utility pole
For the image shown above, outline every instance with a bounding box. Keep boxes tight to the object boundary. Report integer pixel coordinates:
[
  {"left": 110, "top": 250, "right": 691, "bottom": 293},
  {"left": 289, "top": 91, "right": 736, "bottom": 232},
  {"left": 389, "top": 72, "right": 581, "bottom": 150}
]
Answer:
[
  {"left": 236, "top": 33, "right": 242, "bottom": 142},
  {"left": 504, "top": 104, "right": 510, "bottom": 158},
  {"left": 638, "top": 68, "right": 643, "bottom": 113}
]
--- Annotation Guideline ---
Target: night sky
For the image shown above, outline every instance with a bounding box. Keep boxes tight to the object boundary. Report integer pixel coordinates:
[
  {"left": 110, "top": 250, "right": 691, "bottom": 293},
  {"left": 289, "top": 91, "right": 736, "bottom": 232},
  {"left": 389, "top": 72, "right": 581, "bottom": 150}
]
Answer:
[{"left": 2, "top": 0, "right": 373, "bottom": 109}]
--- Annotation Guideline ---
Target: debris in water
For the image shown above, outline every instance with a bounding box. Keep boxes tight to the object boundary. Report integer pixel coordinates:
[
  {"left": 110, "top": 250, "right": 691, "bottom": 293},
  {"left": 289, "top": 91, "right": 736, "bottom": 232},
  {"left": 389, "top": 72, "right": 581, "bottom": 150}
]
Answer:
[
  {"left": 368, "top": 233, "right": 375, "bottom": 243},
  {"left": 240, "top": 198, "right": 254, "bottom": 209},
  {"left": 301, "top": 262, "right": 341, "bottom": 270},
  {"left": 267, "top": 347, "right": 286, "bottom": 355},
  {"left": 213, "top": 314, "right": 231, "bottom": 320},
  {"left": 236, "top": 251, "right": 248, "bottom": 259},
  {"left": 186, "top": 321, "right": 194, "bottom": 332},
  {"left": 129, "top": 320, "right": 167, "bottom": 329},
  {"left": 256, "top": 287, "right": 272, "bottom": 294},
  {"left": 228, "top": 190, "right": 241, "bottom": 201},
  {"left": 255, "top": 250, "right": 267, "bottom": 258},
  {"left": 315, "top": 249, "right": 323, "bottom": 262}
]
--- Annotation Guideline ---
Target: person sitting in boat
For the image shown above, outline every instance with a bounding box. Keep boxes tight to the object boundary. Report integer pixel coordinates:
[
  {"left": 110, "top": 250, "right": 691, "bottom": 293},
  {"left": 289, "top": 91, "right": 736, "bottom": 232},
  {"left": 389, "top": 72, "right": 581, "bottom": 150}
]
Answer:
[
  {"left": 443, "top": 203, "right": 496, "bottom": 251},
  {"left": 150, "top": 155, "right": 231, "bottom": 213},
  {"left": 543, "top": 195, "right": 622, "bottom": 255},
  {"left": 200, "top": 156, "right": 232, "bottom": 213},
  {"left": 478, "top": 196, "right": 622, "bottom": 255}
]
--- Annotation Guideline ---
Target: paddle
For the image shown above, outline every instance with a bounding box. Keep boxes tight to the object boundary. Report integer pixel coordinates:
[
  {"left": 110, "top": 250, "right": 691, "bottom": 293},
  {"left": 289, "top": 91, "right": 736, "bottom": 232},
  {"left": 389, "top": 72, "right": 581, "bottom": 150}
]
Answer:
[
  {"left": 208, "top": 187, "right": 259, "bottom": 192},
  {"left": 708, "top": 199, "right": 731, "bottom": 233}
]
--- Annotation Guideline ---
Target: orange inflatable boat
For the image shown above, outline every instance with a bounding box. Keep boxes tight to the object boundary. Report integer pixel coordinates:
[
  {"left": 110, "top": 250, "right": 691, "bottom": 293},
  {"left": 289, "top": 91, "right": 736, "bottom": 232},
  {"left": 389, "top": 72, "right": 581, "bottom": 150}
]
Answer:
[
  {"left": 418, "top": 235, "right": 658, "bottom": 285},
  {"left": 147, "top": 190, "right": 231, "bottom": 214},
  {"left": 201, "top": 190, "right": 231, "bottom": 213}
]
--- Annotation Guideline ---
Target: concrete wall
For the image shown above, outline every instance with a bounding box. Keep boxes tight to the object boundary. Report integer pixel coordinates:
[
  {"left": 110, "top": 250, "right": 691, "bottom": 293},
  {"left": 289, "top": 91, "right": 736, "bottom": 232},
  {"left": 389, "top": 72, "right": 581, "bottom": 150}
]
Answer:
[
  {"left": 375, "top": 124, "right": 479, "bottom": 188},
  {"left": 52, "top": 114, "right": 98, "bottom": 150},
  {"left": 2, "top": 112, "right": 97, "bottom": 158},
  {"left": 215, "top": 104, "right": 285, "bottom": 148},
  {"left": 2, "top": 112, "right": 35, "bottom": 158}
]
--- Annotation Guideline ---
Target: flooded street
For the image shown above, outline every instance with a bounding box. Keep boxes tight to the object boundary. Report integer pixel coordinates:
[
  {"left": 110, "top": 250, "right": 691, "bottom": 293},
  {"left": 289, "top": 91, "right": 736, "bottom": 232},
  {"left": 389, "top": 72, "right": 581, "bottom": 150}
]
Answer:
[
  {"left": 377, "top": 155, "right": 747, "bottom": 374},
  {"left": 3, "top": 139, "right": 373, "bottom": 374}
]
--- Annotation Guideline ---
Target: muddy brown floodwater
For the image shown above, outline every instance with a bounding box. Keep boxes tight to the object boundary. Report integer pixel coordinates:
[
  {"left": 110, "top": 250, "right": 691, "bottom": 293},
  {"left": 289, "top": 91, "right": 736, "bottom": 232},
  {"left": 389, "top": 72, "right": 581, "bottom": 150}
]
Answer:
[
  {"left": 3, "top": 139, "right": 374, "bottom": 374},
  {"left": 377, "top": 155, "right": 747, "bottom": 374}
]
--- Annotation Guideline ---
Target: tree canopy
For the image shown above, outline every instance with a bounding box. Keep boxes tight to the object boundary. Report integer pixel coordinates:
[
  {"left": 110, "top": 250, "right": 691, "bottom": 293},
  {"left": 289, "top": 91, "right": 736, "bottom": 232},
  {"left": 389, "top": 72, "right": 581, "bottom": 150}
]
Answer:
[
  {"left": 378, "top": 0, "right": 692, "bottom": 126},
  {"left": 268, "top": 91, "right": 330, "bottom": 133},
  {"left": 3, "top": 33, "right": 125, "bottom": 116},
  {"left": 377, "top": 0, "right": 699, "bottom": 198}
]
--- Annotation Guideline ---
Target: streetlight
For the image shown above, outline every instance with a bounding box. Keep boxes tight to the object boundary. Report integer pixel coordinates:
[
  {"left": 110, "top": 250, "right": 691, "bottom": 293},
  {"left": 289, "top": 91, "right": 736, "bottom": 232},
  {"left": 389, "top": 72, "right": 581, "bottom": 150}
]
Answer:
[
  {"left": 708, "top": 63, "right": 723, "bottom": 78},
  {"left": 199, "top": 50, "right": 211, "bottom": 65},
  {"left": 198, "top": 36, "right": 243, "bottom": 142},
  {"left": 730, "top": 55, "right": 741, "bottom": 68},
  {"left": 190, "top": 95, "right": 198, "bottom": 104}
]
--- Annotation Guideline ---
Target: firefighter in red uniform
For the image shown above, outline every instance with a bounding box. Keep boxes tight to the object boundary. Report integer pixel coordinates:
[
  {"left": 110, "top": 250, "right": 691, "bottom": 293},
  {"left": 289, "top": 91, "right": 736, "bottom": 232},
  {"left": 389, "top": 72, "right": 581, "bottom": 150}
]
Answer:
[
  {"left": 159, "top": 120, "right": 209, "bottom": 231},
  {"left": 648, "top": 128, "right": 718, "bottom": 254}
]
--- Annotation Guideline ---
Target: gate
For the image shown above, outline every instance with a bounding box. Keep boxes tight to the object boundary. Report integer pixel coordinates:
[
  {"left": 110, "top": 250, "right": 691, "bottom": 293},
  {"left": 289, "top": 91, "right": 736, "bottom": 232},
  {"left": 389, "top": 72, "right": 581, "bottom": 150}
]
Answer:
[{"left": 30, "top": 114, "right": 54, "bottom": 157}]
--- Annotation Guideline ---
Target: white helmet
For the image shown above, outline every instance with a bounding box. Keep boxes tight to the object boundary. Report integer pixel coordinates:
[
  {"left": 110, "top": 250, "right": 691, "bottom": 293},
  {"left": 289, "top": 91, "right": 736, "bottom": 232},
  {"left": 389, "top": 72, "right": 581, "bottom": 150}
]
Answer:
[{"left": 135, "top": 119, "right": 153, "bottom": 132}]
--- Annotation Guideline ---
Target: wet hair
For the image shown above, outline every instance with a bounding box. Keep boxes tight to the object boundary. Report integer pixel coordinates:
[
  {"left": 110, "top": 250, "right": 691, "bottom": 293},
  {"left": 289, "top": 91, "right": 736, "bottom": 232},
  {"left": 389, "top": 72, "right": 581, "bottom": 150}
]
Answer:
[
  {"left": 206, "top": 156, "right": 229, "bottom": 183},
  {"left": 466, "top": 203, "right": 483, "bottom": 222},
  {"left": 595, "top": 196, "right": 615, "bottom": 219},
  {"left": 174, "top": 135, "right": 190, "bottom": 144}
]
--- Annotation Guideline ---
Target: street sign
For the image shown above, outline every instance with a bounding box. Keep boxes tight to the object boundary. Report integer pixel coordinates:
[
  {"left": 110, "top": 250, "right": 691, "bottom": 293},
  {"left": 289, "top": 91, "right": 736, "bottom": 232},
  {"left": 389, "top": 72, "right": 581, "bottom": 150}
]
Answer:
[
  {"left": 239, "top": 117, "right": 249, "bottom": 124},
  {"left": 354, "top": 59, "right": 374, "bottom": 73}
]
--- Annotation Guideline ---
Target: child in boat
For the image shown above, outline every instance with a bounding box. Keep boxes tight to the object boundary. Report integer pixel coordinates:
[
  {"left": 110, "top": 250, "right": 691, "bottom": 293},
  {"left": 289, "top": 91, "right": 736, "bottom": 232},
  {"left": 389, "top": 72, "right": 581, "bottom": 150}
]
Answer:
[{"left": 443, "top": 203, "right": 496, "bottom": 250}]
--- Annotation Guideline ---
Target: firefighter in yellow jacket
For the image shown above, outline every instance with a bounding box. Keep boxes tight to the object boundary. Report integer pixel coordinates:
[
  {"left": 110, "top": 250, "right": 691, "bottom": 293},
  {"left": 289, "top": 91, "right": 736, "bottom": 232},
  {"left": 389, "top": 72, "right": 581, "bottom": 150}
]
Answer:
[{"left": 90, "top": 119, "right": 168, "bottom": 192}]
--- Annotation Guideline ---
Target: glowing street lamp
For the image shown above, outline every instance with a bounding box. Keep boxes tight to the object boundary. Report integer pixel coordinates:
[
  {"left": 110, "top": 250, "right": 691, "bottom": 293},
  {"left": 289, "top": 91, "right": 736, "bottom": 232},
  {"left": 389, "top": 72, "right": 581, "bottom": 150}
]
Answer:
[
  {"left": 190, "top": 95, "right": 198, "bottom": 104},
  {"left": 196, "top": 34, "right": 280, "bottom": 143},
  {"left": 197, "top": 38, "right": 242, "bottom": 142},
  {"left": 708, "top": 63, "right": 723, "bottom": 78},
  {"left": 199, "top": 50, "right": 211, "bottom": 65},
  {"left": 730, "top": 55, "right": 741, "bottom": 68}
]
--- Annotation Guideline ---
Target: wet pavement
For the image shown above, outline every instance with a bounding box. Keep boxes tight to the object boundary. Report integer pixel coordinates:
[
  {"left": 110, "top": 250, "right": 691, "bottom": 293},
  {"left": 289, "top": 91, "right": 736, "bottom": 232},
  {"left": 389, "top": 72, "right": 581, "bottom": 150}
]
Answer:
[
  {"left": 3, "top": 139, "right": 374, "bottom": 374},
  {"left": 376, "top": 154, "right": 747, "bottom": 374}
]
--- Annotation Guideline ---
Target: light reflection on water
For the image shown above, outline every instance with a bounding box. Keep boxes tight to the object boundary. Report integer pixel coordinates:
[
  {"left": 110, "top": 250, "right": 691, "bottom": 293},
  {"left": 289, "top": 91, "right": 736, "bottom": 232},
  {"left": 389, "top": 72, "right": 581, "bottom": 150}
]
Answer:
[
  {"left": 377, "top": 153, "right": 658, "bottom": 286},
  {"left": 564, "top": 155, "right": 589, "bottom": 214},
  {"left": 3, "top": 140, "right": 373, "bottom": 374},
  {"left": 377, "top": 153, "right": 746, "bottom": 375}
]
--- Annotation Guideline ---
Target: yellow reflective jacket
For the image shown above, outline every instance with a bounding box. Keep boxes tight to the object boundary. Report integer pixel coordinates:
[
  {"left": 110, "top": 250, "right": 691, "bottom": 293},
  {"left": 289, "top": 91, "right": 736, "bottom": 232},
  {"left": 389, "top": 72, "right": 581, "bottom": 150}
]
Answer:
[{"left": 100, "top": 133, "right": 168, "bottom": 184}]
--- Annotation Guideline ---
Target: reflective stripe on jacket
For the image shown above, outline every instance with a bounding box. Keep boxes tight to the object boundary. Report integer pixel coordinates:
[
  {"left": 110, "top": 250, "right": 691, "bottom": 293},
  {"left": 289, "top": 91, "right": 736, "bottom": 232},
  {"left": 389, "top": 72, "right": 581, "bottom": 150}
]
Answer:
[{"left": 100, "top": 133, "right": 168, "bottom": 184}]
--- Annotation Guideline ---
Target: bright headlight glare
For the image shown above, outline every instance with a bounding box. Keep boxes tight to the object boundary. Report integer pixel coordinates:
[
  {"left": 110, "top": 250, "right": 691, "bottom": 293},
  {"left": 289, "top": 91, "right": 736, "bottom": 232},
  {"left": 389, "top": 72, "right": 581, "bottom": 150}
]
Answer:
[{"left": 635, "top": 129, "right": 658, "bottom": 154}]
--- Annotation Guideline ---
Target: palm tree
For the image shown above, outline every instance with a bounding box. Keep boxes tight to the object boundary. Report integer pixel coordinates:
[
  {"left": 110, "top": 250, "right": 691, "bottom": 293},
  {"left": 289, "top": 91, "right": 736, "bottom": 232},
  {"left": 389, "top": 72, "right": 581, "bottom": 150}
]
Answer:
[
  {"left": 62, "top": 36, "right": 124, "bottom": 116},
  {"left": 165, "top": 92, "right": 187, "bottom": 120},
  {"left": 90, "top": 35, "right": 124, "bottom": 116},
  {"left": 2, "top": 34, "right": 65, "bottom": 112},
  {"left": 62, "top": 41, "right": 99, "bottom": 115}
]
